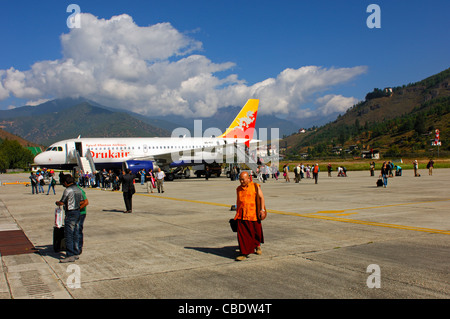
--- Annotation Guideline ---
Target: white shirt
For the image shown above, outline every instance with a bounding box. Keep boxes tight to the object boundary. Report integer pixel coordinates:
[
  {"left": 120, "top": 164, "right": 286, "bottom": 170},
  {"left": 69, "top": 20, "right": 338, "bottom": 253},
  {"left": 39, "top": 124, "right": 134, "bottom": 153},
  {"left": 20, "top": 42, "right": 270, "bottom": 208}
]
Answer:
[{"left": 156, "top": 171, "right": 165, "bottom": 180}]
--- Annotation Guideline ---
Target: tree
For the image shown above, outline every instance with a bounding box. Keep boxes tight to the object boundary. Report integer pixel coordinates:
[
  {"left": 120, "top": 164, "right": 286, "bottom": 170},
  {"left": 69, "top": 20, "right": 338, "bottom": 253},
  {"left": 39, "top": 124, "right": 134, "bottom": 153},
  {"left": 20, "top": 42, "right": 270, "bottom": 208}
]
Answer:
[
  {"left": 413, "top": 116, "right": 426, "bottom": 135},
  {"left": 0, "top": 140, "right": 34, "bottom": 170}
]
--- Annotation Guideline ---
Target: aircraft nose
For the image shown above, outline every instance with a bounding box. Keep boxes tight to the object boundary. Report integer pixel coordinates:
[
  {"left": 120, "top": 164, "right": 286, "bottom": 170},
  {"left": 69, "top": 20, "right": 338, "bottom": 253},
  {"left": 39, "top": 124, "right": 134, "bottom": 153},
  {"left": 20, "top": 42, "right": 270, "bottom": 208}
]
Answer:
[{"left": 34, "top": 152, "right": 49, "bottom": 165}]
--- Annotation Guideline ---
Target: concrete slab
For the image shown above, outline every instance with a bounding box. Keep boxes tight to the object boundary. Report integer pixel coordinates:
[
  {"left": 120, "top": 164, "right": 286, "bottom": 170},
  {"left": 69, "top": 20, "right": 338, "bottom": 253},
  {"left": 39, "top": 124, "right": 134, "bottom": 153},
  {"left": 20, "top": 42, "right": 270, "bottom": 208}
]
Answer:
[{"left": 0, "top": 169, "right": 449, "bottom": 301}]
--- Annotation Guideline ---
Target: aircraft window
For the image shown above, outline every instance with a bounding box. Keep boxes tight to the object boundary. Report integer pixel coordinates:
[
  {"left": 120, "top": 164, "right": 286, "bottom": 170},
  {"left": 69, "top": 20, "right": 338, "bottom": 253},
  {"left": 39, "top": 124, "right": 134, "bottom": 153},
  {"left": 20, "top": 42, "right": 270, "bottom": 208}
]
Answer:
[
  {"left": 46, "top": 147, "right": 52, "bottom": 151},
  {"left": 57, "top": 147, "right": 63, "bottom": 151}
]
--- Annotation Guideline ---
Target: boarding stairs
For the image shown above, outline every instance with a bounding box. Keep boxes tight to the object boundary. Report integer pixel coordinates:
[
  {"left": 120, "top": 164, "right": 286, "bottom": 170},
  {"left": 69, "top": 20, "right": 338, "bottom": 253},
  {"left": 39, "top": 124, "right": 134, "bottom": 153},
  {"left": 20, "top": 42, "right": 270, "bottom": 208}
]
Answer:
[{"left": 75, "top": 148, "right": 96, "bottom": 174}]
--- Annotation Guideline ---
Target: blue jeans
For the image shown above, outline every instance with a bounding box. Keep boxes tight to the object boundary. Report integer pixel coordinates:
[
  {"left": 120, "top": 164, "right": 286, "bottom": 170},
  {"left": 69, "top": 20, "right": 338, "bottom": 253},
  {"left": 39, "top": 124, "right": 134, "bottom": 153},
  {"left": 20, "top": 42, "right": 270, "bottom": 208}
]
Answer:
[
  {"left": 47, "top": 184, "right": 55, "bottom": 195},
  {"left": 76, "top": 214, "right": 86, "bottom": 255},
  {"left": 382, "top": 174, "right": 388, "bottom": 187},
  {"left": 64, "top": 210, "right": 81, "bottom": 257}
]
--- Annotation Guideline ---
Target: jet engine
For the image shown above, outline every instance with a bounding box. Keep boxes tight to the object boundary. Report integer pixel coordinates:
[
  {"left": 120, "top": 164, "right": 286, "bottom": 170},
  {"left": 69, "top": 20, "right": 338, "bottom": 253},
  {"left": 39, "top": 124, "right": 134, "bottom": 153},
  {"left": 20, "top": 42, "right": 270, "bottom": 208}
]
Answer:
[{"left": 122, "top": 160, "right": 154, "bottom": 175}]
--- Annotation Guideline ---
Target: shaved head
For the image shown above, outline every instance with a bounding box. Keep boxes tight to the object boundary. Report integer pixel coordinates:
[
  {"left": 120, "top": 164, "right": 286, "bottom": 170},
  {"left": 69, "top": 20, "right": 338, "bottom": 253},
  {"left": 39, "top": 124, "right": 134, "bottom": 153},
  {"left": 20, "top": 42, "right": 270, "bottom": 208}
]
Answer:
[{"left": 239, "top": 171, "right": 251, "bottom": 187}]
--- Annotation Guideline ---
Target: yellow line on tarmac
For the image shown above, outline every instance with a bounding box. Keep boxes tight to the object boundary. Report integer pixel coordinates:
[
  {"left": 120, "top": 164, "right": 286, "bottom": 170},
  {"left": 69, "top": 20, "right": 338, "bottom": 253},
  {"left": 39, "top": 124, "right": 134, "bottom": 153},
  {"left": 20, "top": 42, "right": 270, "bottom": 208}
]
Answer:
[
  {"left": 136, "top": 192, "right": 230, "bottom": 208},
  {"left": 135, "top": 192, "right": 450, "bottom": 235},
  {"left": 267, "top": 209, "right": 450, "bottom": 235},
  {"left": 343, "top": 198, "right": 450, "bottom": 212}
]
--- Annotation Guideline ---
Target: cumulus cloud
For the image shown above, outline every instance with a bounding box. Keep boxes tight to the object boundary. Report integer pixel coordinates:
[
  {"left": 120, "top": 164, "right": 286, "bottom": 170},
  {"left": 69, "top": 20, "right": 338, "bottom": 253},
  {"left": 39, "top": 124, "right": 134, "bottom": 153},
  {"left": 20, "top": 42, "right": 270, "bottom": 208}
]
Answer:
[
  {"left": 0, "top": 13, "right": 366, "bottom": 119},
  {"left": 315, "top": 94, "right": 359, "bottom": 116}
]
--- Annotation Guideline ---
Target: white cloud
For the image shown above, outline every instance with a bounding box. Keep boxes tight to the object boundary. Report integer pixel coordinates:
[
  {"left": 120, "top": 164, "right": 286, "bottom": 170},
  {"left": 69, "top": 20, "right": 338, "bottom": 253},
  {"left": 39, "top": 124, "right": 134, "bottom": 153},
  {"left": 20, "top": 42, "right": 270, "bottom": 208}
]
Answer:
[
  {"left": 235, "top": 66, "right": 367, "bottom": 117},
  {"left": 26, "top": 98, "right": 51, "bottom": 106},
  {"left": 0, "top": 13, "right": 366, "bottom": 119},
  {"left": 315, "top": 94, "right": 359, "bottom": 116}
]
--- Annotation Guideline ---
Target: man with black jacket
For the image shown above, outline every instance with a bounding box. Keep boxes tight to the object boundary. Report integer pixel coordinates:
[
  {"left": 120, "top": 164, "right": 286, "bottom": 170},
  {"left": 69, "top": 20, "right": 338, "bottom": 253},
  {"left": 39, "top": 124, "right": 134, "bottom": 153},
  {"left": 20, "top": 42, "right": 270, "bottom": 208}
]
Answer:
[{"left": 120, "top": 169, "right": 135, "bottom": 213}]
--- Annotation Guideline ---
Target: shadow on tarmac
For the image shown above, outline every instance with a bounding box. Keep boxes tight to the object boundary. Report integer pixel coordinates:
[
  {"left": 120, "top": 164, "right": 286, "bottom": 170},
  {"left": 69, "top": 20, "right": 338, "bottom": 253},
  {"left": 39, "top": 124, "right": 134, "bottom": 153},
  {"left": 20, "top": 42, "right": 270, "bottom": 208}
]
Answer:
[{"left": 184, "top": 245, "right": 238, "bottom": 260}]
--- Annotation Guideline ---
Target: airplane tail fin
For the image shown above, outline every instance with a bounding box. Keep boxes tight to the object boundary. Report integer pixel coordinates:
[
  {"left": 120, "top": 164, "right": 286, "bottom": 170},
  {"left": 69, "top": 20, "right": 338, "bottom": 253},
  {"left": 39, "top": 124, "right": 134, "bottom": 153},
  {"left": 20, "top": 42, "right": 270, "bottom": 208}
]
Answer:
[{"left": 218, "top": 99, "right": 259, "bottom": 146}]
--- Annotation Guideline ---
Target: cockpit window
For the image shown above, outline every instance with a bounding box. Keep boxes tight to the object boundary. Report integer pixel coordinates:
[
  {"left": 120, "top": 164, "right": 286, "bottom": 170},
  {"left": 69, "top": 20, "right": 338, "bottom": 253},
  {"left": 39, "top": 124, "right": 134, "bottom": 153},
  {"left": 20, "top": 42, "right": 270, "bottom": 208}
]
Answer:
[{"left": 46, "top": 146, "right": 63, "bottom": 152}]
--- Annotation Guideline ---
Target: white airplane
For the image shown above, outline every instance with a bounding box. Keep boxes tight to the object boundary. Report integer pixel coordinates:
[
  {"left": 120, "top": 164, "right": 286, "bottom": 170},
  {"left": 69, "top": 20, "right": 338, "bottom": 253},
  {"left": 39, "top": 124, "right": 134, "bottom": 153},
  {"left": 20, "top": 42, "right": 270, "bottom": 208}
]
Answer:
[{"left": 33, "top": 99, "right": 260, "bottom": 179}]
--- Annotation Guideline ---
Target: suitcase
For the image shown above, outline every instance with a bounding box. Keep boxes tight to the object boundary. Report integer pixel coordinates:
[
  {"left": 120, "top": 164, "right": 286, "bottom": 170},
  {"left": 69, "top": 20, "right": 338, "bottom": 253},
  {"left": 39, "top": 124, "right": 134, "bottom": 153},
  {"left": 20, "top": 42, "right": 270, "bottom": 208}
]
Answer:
[
  {"left": 53, "top": 226, "right": 66, "bottom": 252},
  {"left": 376, "top": 179, "right": 383, "bottom": 187}
]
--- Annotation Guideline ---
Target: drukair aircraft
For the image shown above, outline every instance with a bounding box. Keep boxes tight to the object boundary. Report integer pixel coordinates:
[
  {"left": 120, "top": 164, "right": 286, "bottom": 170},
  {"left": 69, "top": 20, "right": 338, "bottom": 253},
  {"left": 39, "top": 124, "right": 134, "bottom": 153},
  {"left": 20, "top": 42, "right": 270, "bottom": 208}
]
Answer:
[{"left": 33, "top": 99, "right": 261, "bottom": 180}]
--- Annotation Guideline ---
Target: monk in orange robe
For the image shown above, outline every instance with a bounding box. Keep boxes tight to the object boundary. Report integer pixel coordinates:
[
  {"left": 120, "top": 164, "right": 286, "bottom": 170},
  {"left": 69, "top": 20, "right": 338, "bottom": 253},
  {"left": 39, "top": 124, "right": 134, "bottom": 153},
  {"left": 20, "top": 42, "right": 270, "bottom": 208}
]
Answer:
[{"left": 234, "top": 171, "right": 265, "bottom": 261}]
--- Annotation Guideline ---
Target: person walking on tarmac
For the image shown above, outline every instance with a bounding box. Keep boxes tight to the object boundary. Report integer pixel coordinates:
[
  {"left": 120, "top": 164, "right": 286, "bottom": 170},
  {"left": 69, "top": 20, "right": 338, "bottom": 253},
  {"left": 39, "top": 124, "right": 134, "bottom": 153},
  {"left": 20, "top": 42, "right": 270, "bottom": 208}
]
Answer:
[
  {"left": 233, "top": 171, "right": 265, "bottom": 261},
  {"left": 120, "top": 169, "right": 135, "bottom": 213},
  {"left": 313, "top": 163, "right": 320, "bottom": 184}
]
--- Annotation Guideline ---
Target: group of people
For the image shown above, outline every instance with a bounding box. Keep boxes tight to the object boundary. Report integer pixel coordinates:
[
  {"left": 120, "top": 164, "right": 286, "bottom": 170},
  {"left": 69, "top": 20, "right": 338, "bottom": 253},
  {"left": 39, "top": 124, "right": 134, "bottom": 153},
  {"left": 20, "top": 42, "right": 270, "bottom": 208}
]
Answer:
[
  {"left": 254, "top": 164, "right": 280, "bottom": 183},
  {"left": 379, "top": 161, "right": 403, "bottom": 187},
  {"left": 52, "top": 167, "right": 166, "bottom": 263},
  {"left": 29, "top": 170, "right": 57, "bottom": 195},
  {"left": 136, "top": 168, "right": 166, "bottom": 194},
  {"left": 288, "top": 163, "right": 320, "bottom": 184},
  {"left": 413, "top": 159, "right": 435, "bottom": 177},
  {"left": 378, "top": 159, "right": 436, "bottom": 188},
  {"left": 73, "top": 169, "right": 121, "bottom": 191}
]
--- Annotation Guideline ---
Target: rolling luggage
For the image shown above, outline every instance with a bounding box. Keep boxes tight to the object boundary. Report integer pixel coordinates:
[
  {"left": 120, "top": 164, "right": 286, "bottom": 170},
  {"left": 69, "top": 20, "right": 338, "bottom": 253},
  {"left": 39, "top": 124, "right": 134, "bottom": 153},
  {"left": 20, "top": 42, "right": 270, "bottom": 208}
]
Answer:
[
  {"left": 376, "top": 179, "right": 383, "bottom": 187},
  {"left": 53, "top": 226, "right": 66, "bottom": 252}
]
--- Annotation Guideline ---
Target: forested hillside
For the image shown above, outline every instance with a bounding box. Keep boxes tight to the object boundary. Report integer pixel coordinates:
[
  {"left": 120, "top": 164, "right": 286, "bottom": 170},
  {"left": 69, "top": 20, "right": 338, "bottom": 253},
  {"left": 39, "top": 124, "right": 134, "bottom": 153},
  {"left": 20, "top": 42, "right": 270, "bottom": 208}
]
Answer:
[{"left": 284, "top": 68, "right": 450, "bottom": 159}]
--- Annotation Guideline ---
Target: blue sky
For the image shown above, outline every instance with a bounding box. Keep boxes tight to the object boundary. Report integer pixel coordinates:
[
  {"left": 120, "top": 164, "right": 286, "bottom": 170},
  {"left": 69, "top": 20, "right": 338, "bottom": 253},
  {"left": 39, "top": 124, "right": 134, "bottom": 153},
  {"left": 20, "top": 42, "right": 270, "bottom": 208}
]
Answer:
[{"left": 0, "top": 0, "right": 449, "bottom": 123}]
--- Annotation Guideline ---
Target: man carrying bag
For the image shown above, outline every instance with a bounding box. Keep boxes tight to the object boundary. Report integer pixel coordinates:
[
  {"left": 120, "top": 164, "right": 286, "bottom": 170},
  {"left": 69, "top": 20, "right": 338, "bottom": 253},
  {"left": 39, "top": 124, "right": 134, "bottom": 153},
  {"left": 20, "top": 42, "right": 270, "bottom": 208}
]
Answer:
[{"left": 55, "top": 175, "right": 83, "bottom": 263}]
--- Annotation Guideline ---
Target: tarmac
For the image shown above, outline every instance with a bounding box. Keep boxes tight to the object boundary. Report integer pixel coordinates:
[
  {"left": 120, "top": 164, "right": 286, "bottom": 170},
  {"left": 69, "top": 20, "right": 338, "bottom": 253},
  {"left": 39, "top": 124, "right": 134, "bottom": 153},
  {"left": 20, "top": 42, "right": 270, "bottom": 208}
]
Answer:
[{"left": 0, "top": 168, "right": 449, "bottom": 302}]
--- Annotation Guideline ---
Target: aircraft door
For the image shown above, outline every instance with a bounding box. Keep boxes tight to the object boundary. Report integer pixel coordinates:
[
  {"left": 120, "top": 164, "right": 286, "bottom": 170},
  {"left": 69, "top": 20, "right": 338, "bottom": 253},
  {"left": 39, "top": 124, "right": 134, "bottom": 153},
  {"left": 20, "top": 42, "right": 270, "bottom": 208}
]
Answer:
[
  {"left": 143, "top": 144, "right": 148, "bottom": 153},
  {"left": 75, "top": 142, "right": 83, "bottom": 156}
]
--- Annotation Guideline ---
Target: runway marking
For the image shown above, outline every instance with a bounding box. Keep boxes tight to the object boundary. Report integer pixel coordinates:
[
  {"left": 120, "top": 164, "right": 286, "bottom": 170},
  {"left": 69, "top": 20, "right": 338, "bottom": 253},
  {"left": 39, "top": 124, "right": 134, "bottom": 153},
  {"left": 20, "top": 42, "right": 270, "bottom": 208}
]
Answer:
[
  {"left": 136, "top": 193, "right": 230, "bottom": 208},
  {"left": 268, "top": 209, "right": 450, "bottom": 235},
  {"left": 135, "top": 192, "right": 450, "bottom": 235}
]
